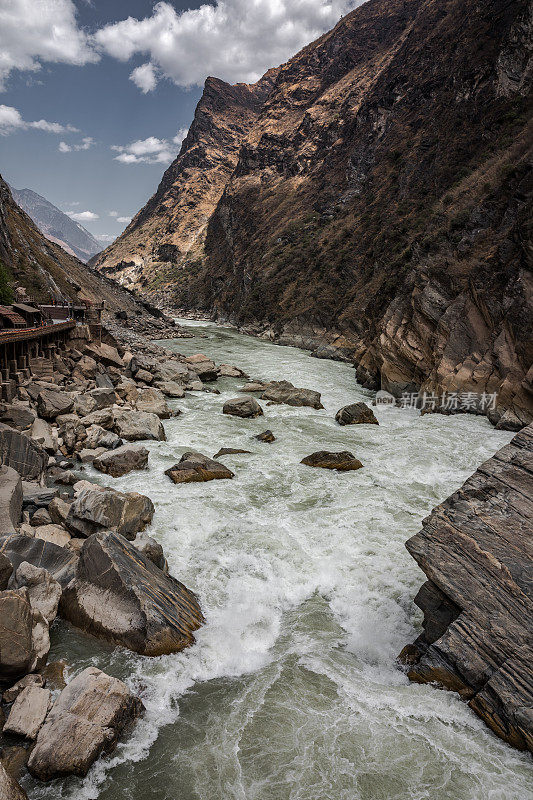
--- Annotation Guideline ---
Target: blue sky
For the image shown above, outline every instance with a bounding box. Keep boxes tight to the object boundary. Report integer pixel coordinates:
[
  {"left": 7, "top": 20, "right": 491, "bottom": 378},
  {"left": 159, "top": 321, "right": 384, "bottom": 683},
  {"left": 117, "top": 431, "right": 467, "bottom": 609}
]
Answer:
[{"left": 0, "top": 0, "right": 358, "bottom": 244}]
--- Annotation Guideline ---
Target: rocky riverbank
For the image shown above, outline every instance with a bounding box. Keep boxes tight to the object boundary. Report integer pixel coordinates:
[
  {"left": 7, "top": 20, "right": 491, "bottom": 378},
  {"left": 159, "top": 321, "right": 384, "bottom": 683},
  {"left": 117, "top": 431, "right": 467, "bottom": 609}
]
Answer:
[
  {"left": 399, "top": 423, "right": 533, "bottom": 753},
  {"left": 0, "top": 310, "right": 254, "bottom": 796}
]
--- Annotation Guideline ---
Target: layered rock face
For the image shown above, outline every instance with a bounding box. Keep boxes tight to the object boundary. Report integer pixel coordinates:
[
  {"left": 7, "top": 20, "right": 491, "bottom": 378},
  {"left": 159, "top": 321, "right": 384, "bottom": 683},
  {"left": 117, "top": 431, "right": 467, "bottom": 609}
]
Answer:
[
  {"left": 92, "top": 70, "right": 278, "bottom": 295},
  {"left": 402, "top": 424, "right": 533, "bottom": 752},
  {"left": 95, "top": 0, "right": 532, "bottom": 427}
]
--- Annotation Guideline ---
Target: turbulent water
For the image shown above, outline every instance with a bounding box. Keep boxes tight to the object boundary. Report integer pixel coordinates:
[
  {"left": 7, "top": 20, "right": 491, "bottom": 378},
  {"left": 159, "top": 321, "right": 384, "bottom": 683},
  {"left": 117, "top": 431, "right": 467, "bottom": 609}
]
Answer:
[{"left": 28, "top": 321, "right": 532, "bottom": 800}]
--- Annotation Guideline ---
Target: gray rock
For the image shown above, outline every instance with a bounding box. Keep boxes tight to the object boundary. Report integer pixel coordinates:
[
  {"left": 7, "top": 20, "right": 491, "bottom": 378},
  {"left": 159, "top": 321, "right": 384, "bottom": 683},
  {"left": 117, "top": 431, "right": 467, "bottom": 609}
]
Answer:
[
  {"left": 165, "top": 452, "right": 234, "bottom": 484},
  {"left": 301, "top": 451, "right": 363, "bottom": 471},
  {"left": 125, "top": 387, "right": 172, "bottom": 418},
  {"left": 12, "top": 562, "right": 62, "bottom": 623},
  {"left": 65, "top": 485, "right": 154, "bottom": 540},
  {"left": 261, "top": 381, "right": 324, "bottom": 409},
  {"left": 29, "top": 607, "right": 50, "bottom": 672},
  {"left": 33, "top": 524, "right": 72, "bottom": 548},
  {"left": 93, "top": 444, "right": 149, "bottom": 478},
  {"left": 60, "top": 532, "right": 204, "bottom": 656},
  {"left": 223, "top": 397, "right": 264, "bottom": 418},
  {"left": 133, "top": 533, "right": 167, "bottom": 572},
  {"left": 84, "top": 424, "right": 122, "bottom": 450},
  {"left": 48, "top": 497, "right": 71, "bottom": 525},
  {"left": 2, "top": 673, "right": 46, "bottom": 704},
  {"left": 0, "top": 466, "right": 22, "bottom": 536},
  {"left": 153, "top": 361, "right": 189, "bottom": 383},
  {"left": 4, "top": 686, "right": 52, "bottom": 740},
  {"left": 79, "top": 408, "right": 114, "bottom": 429},
  {"left": 21, "top": 483, "right": 57, "bottom": 510},
  {"left": 254, "top": 429, "right": 276, "bottom": 442},
  {"left": 27, "top": 666, "right": 144, "bottom": 781},
  {"left": 0, "top": 762, "right": 28, "bottom": 800},
  {"left": 30, "top": 507, "right": 51, "bottom": 527},
  {"left": 335, "top": 402, "right": 379, "bottom": 426},
  {"left": 0, "top": 405, "right": 36, "bottom": 430},
  {"left": 218, "top": 364, "right": 248, "bottom": 378},
  {"left": 37, "top": 389, "right": 74, "bottom": 420},
  {"left": 0, "top": 550, "right": 13, "bottom": 589},
  {"left": 0, "top": 588, "right": 34, "bottom": 678},
  {"left": 0, "top": 535, "right": 79, "bottom": 589},
  {"left": 113, "top": 409, "right": 166, "bottom": 442},
  {"left": 30, "top": 418, "right": 55, "bottom": 452},
  {"left": 154, "top": 381, "right": 185, "bottom": 398},
  {"left": 0, "top": 425, "right": 47, "bottom": 480}
]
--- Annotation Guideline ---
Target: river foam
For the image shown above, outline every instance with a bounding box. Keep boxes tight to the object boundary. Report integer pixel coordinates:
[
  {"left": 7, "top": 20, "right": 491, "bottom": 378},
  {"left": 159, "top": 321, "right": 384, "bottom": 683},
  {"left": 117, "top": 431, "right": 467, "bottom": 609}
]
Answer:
[{"left": 28, "top": 321, "right": 533, "bottom": 800}]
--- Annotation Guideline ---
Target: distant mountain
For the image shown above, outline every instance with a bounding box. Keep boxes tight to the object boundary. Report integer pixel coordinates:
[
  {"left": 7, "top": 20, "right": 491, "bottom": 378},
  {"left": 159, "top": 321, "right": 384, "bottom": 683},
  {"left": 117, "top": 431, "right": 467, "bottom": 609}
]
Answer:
[{"left": 10, "top": 186, "right": 103, "bottom": 262}]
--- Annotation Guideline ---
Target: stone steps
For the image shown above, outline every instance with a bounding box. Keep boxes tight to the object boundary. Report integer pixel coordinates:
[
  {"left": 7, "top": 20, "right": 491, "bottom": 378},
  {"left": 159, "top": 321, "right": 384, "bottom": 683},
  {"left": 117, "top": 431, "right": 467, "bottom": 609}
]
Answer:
[{"left": 29, "top": 358, "right": 54, "bottom": 379}]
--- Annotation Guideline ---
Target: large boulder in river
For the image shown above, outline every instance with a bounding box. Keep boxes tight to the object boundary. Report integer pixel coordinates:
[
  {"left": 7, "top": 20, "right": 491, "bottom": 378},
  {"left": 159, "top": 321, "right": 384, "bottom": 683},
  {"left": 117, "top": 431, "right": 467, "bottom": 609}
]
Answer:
[
  {"left": 301, "top": 451, "right": 363, "bottom": 471},
  {"left": 4, "top": 685, "right": 52, "bottom": 740},
  {"left": 223, "top": 397, "right": 263, "bottom": 418},
  {"left": 65, "top": 484, "right": 154, "bottom": 540},
  {"left": 165, "top": 452, "right": 234, "bottom": 484},
  {"left": 113, "top": 409, "right": 166, "bottom": 442},
  {"left": 27, "top": 666, "right": 144, "bottom": 781},
  {"left": 185, "top": 354, "right": 218, "bottom": 382},
  {"left": 261, "top": 381, "right": 324, "bottom": 409},
  {"left": 0, "top": 763, "right": 28, "bottom": 800},
  {"left": 0, "top": 465, "right": 22, "bottom": 535},
  {"left": 125, "top": 386, "right": 172, "bottom": 419},
  {"left": 37, "top": 389, "right": 74, "bottom": 420},
  {"left": 0, "top": 588, "right": 49, "bottom": 678},
  {"left": 60, "top": 531, "right": 204, "bottom": 656},
  {"left": 0, "top": 425, "right": 47, "bottom": 480},
  {"left": 93, "top": 444, "right": 149, "bottom": 478},
  {"left": 0, "top": 535, "right": 78, "bottom": 588},
  {"left": 335, "top": 402, "right": 379, "bottom": 426}
]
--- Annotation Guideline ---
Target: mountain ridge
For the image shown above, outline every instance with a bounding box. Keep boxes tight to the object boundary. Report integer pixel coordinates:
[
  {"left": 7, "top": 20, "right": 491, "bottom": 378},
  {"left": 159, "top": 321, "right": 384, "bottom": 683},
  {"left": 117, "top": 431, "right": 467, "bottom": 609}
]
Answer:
[
  {"left": 10, "top": 186, "right": 103, "bottom": 263},
  {"left": 94, "top": 0, "right": 533, "bottom": 429}
]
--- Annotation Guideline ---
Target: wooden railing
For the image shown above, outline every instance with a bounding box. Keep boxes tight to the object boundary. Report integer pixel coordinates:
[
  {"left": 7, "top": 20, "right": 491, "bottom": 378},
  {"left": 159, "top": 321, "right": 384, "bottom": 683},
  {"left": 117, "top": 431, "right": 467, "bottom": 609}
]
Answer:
[{"left": 0, "top": 320, "right": 75, "bottom": 346}]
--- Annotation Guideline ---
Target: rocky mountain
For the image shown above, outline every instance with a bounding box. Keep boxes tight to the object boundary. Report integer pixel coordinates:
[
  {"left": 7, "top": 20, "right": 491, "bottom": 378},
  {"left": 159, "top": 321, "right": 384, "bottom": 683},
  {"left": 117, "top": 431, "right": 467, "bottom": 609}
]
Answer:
[
  {"left": 10, "top": 186, "right": 102, "bottom": 263},
  {"left": 0, "top": 175, "right": 155, "bottom": 314},
  {"left": 94, "top": 0, "right": 533, "bottom": 429}
]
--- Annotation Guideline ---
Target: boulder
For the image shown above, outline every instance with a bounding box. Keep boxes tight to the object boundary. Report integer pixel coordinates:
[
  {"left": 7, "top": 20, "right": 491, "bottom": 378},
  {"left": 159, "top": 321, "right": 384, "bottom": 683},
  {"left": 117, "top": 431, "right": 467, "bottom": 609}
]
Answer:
[
  {"left": 213, "top": 447, "right": 252, "bottom": 459},
  {"left": 79, "top": 408, "right": 114, "bottom": 429},
  {"left": 86, "top": 387, "right": 116, "bottom": 410},
  {"left": 335, "top": 402, "right": 379, "bottom": 426},
  {"left": 30, "top": 418, "right": 55, "bottom": 452},
  {"left": 4, "top": 686, "right": 52, "bottom": 740},
  {"left": 153, "top": 361, "right": 189, "bottom": 383},
  {"left": 21, "top": 482, "right": 57, "bottom": 511},
  {"left": 254, "top": 430, "right": 276, "bottom": 442},
  {"left": 60, "top": 532, "right": 204, "bottom": 655},
  {"left": 27, "top": 667, "right": 144, "bottom": 781},
  {"left": 0, "top": 405, "right": 36, "bottom": 430},
  {"left": 56, "top": 414, "right": 85, "bottom": 452},
  {"left": 48, "top": 497, "right": 71, "bottom": 526},
  {"left": 0, "top": 589, "right": 34, "bottom": 678},
  {"left": 73, "top": 393, "right": 97, "bottom": 417},
  {"left": 84, "top": 424, "right": 122, "bottom": 450},
  {"left": 0, "top": 466, "right": 22, "bottom": 535},
  {"left": 65, "top": 485, "right": 154, "bottom": 540},
  {"left": 29, "top": 608, "right": 50, "bottom": 673},
  {"left": 218, "top": 364, "right": 248, "bottom": 378},
  {"left": 185, "top": 354, "right": 218, "bottom": 382},
  {"left": 0, "top": 535, "right": 79, "bottom": 588},
  {"left": 113, "top": 409, "right": 166, "bottom": 442},
  {"left": 33, "top": 524, "right": 72, "bottom": 548},
  {"left": 261, "top": 381, "right": 324, "bottom": 409},
  {"left": 2, "top": 674, "right": 46, "bottom": 704},
  {"left": 301, "top": 451, "right": 363, "bottom": 471},
  {"left": 126, "top": 387, "right": 172, "bottom": 418},
  {"left": 165, "top": 452, "right": 234, "bottom": 484},
  {"left": 223, "top": 397, "right": 264, "bottom": 418},
  {"left": 0, "top": 551, "right": 13, "bottom": 589},
  {"left": 133, "top": 533, "right": 167, "bottom": 572},
  {"left": 0, "top": 425, "right": 47, "bottom": 480},
  {"left": 154, "top": 380, "right": 185, "bottom": 398},
  {"left": 93, "top": 444, "right": 149, "bottom": 478},
  {"left": 0, "top": 763, "right": 28, "bottom": 800},
  {"left": 134, "top": 368, "right": 153, "bottom": 384},
  {"left": 37, "top": 389, "right": 74, "bottom": 420},
  {"left": 85, "top": 342, "right": 123, "bottom": 368},
  {"left": 241, "top": 381, "right": 268, "bottom": 392},
  {"left": 30, "top": 507, "right": 51, "bottom": 527},
  {"left": 78, "top": 447, "right": 106, "bottom": 463},
  {"left": 12, "top": 562, "right": 62, "bottom": 623}
]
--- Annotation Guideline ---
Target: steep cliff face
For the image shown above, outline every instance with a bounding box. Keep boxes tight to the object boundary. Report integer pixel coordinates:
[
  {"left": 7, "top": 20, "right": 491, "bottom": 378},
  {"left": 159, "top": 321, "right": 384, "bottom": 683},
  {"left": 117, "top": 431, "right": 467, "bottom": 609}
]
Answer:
[
  {"left": 95, "top": 0, "right": 533, "bottom": 428},
  {"left": 93, "top": 69, "right": 278, "bottom": 294},
  {"left": 401, "top": 424, "right": 533, "bottom": 752},
  {"left": 0, "top": 175, "right": 154, "bottom": 314}
]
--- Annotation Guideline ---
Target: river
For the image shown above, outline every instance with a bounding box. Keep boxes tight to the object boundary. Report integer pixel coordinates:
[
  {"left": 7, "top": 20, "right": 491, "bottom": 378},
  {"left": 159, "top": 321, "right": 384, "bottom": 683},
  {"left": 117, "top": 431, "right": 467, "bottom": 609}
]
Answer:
[{"left": 29, "top": 320, "right": 533, "bottom": 800}]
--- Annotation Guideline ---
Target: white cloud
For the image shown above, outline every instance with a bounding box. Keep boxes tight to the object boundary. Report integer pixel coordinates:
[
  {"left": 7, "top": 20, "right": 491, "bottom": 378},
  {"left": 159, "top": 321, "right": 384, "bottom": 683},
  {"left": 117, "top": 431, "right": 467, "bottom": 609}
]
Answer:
[
  {"left": 66, "top": 210, "right": 99, "bottom": 222},
  {"left": 58, "top": 136, "right": 94, "bottom": 152},
  {"left": 97, "top": 233, "right": 116, "bottom": 243},
  {"left": 0, "top": 104, "right": 79, "bottom": 135},
  {"left": 116, "top": 216, "right": 131, "bottom": 224},
  {"left": 109, "top": 210, "right": 118, "bottom": 217},
  {"left": 94, "top": 1, "right": 360, "bottom": 91},
  {"left": 111, "top": 128, "right": 188, "bottom": 165},
  {"left": 0, "top": 0, "right": 98, "bottom": 91},
  {"left": 130, "top": 62, "right": 157, "bottom": 93}
]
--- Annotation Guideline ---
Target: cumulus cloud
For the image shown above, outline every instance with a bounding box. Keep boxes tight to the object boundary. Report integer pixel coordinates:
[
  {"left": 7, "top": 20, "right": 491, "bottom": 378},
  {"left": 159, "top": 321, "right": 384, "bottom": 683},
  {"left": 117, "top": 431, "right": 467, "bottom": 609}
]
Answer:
[
  {"left": 95, "top": 0, "right": 359, "bottom": 91},
  {"left": 0, "top": 104, "right": 79, "bottom": 135},
  {"left": 58, "top": 136, "right": 94, "bottom": 152},
  {"left": 116, "top": 216, "right": 131, "bottom": 224},
  {"left": 0, "top": 0, "right": 98, "bottom": 90},
  {"left": 66, "top": 210, "right": 99, "bottom": 222},
  {"left": 111, "top": 128, "right": 188, "bottom": 165}
]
